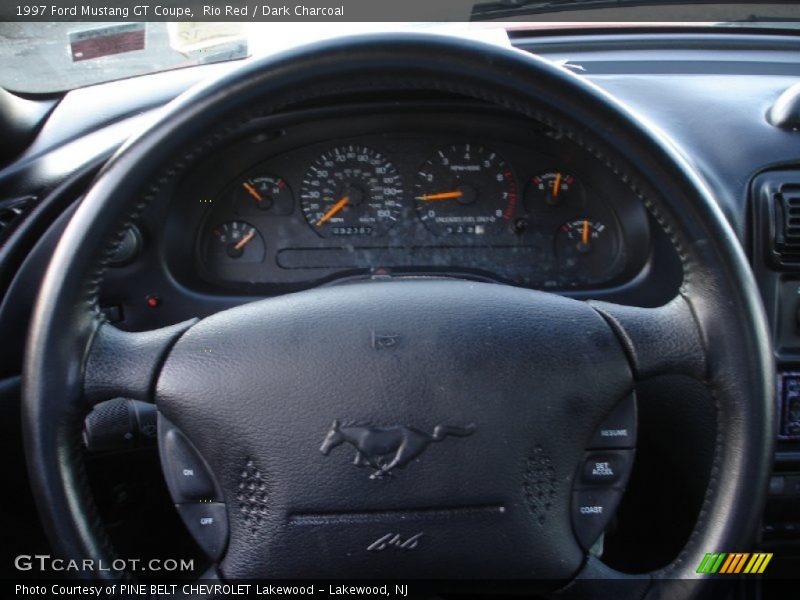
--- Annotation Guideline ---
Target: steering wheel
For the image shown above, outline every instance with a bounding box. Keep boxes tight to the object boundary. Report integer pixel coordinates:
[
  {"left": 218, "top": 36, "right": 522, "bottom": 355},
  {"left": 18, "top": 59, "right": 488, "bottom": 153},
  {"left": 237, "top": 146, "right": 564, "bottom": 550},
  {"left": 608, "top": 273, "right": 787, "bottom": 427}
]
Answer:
[{"left": 22, "top": 34, "right": 774, "bottom": 597}]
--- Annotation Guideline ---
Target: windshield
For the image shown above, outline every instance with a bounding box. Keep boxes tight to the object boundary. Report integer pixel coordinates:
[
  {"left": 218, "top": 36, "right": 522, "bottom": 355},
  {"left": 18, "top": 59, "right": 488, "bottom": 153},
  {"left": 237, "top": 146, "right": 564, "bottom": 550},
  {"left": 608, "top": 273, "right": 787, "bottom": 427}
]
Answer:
[
  {"left": 0, "top": 22, "right": 513, "bottom": 93},
  {"left": 1, "top": 2, "right": 798, "bottom": 94}
]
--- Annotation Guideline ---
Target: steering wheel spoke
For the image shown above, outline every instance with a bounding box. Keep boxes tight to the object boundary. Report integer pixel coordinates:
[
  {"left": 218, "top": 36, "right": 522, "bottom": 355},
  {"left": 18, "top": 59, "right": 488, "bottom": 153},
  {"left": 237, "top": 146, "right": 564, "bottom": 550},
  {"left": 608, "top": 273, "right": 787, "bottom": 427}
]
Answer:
[
  {"left": 589, "top": 296, "right": 707, "bottom": 383},
  {"left": 83, "top": 318, "right": 197, "bottom": 405}
]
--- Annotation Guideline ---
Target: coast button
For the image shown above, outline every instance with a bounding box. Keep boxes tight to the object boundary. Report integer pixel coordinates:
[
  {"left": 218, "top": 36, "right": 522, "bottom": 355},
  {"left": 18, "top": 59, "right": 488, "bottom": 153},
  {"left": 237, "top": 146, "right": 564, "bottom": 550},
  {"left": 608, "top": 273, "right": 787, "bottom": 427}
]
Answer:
[{"left": 572, "top": 488, "right": 623, "bottom": 550}]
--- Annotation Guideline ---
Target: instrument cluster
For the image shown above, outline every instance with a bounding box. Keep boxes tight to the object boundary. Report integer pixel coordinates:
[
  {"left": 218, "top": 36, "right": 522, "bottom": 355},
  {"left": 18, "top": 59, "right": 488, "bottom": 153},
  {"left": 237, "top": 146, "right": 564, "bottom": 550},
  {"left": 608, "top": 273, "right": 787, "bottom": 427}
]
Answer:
[{"left": 164, "top": 110, "right": 651, "bottom": 293}]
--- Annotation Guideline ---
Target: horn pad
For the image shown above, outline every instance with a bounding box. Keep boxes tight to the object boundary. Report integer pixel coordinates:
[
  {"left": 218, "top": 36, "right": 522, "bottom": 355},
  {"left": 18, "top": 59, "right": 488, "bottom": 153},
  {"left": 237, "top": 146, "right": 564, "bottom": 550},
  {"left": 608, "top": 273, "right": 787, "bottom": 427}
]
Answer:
[{"left": 156, "top": 280, "right": 632, "bottom": 585}]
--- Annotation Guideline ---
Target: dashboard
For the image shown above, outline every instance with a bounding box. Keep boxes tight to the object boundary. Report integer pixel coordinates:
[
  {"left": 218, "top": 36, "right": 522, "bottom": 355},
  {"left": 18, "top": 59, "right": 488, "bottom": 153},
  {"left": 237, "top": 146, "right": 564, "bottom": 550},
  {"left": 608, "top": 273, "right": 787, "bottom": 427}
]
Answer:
[{"left": 160, "top": 106, "right": 650, "bottom": 294}]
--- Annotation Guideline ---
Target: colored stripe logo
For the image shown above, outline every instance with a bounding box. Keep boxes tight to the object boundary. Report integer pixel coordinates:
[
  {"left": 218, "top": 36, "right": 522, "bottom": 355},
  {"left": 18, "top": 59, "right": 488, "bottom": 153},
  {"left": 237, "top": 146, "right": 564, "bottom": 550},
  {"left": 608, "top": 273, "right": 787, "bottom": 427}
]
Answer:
[{"left": 696, "top": 552, "right": 773, "bottom": 574}]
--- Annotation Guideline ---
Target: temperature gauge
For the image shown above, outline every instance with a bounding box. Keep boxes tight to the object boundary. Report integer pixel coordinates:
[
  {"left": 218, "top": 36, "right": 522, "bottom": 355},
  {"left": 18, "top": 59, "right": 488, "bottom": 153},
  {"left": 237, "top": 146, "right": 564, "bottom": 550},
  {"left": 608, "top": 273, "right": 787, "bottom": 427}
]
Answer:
[{"left": 235, "top": 175, "right": 293, "bottom": 215}]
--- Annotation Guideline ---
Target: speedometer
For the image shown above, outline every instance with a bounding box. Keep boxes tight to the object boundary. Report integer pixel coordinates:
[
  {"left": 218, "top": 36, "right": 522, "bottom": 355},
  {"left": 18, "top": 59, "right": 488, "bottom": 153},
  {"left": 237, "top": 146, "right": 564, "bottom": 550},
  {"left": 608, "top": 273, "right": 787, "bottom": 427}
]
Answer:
[
  {"left": 300, "top": 145, "right": 404, "bottom": 237},
  {"left": 414, "top": 143, "right": 517, "bottom": 236}
]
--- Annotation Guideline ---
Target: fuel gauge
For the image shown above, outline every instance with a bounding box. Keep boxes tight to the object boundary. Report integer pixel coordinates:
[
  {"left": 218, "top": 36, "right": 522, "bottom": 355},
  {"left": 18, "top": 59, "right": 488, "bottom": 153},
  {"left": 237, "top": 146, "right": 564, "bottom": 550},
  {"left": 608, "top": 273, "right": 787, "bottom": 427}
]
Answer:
[{"left": 204, "top": 221, "right": 265, "bottom": 264}]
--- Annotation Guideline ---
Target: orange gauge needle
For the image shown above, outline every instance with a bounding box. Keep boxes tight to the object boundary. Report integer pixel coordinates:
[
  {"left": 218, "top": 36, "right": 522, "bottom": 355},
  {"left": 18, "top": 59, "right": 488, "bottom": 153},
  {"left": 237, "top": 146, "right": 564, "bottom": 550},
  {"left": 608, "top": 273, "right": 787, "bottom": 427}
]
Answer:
[
  {"left": 581, "top": 219, "right": 590, "bottom": 245},
  {"left": 552, "top": 172, "right": 562, "bottom": 198},
  {"left": 242, "top": 182, "right": 263, "bottom": 202},
  {"left": 233, "top": 229, "right": 256, "bottom": 251},
  {"left": 316, "top": 196, "right": 349, "bottom": 227},
  {"left": 416, "top": 191, "right": 464, "bottom": 201}
]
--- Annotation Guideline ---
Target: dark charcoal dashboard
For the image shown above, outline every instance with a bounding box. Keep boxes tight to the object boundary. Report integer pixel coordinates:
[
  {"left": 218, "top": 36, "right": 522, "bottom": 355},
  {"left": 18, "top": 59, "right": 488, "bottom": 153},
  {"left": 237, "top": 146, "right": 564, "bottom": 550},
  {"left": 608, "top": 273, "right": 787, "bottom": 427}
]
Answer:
[{"left": 158, "top": 106, "right": 649, "bottom": 294}]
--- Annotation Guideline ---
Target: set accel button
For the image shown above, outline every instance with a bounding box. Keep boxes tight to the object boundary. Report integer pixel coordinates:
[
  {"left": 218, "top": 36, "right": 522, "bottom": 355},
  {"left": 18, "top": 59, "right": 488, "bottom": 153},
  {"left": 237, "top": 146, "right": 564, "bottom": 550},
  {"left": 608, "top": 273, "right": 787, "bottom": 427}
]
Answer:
[{"left": 579, "top": 450, "right": 634, "bottom": 487}]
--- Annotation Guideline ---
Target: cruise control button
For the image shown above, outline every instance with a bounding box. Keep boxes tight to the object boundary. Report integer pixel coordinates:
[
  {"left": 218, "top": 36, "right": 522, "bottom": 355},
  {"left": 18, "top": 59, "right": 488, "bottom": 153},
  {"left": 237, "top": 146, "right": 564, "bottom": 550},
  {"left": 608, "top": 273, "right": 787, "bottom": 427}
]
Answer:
[
  {"left": 579, "top": 450, "right": 633, "bottom": 487},
  {"left": 176, "top": 503, "right": 228, "bottom": 561},
  {"left": 572, "top": 488, "right": 623, "bottom": 551},
  {"left": 588, "top": 394, "right": 637, "bottom": 449},
  {"left": 161, "top": 424, "right": 218, "bottom": 502}
]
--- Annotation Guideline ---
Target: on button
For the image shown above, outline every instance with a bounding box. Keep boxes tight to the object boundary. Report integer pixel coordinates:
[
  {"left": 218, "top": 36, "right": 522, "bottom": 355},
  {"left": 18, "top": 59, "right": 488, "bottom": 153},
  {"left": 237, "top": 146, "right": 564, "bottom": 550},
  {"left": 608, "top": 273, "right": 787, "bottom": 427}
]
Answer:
[{"left": 160, "top": 423, "right": 219, "bottom": 502}]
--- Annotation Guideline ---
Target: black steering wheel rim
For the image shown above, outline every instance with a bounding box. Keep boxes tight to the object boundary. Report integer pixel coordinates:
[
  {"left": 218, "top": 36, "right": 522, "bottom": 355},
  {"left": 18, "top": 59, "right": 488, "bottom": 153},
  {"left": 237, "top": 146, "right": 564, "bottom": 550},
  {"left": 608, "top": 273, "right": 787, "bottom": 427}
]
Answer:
[{"left": 22, "top": 33, "right": 774, "bottom": 597}]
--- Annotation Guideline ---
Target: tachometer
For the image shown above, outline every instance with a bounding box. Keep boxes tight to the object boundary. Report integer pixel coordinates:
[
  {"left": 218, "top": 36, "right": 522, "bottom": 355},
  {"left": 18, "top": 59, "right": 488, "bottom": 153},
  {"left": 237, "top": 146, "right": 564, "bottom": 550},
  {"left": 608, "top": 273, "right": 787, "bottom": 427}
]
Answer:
[
  {"left": 300, "top": 145, "right": 404, "bottom": 237},
  {"left": 414, "top": 143, "right": 517, "bottom": 235}
]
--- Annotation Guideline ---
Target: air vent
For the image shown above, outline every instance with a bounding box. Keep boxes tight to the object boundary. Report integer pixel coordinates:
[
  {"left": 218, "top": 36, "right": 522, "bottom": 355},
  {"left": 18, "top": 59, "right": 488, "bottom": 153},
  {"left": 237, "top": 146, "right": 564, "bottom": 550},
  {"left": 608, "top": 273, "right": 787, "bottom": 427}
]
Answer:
[
  {"left": 0, "top": 195, "right": 35, "bottom": 243},
  {"left": 774, "top": 185, "right": 800, "bottom": 264}
]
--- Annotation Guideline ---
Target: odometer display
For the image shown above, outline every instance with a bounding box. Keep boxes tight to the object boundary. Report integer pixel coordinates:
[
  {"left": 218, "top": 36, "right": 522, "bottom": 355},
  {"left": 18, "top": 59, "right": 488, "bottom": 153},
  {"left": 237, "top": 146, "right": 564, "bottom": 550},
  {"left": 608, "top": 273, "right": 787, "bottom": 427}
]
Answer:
[
  {"left": 300, "top": 145, "right": 404, "bottom": 237},
  {"left": 414, "top": 143, "right": 517, "bottom": 235}
]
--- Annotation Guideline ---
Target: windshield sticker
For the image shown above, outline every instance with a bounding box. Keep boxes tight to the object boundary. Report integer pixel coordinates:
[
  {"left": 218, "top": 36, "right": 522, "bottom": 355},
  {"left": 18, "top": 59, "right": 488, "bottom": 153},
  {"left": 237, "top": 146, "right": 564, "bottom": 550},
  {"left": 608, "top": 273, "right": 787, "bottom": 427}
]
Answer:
[
  {"left": 167, "top": 23, "right": 249, "bottom": 63},
  {"left": 69, "top": 23, "right": 146, "bottom": 62}
]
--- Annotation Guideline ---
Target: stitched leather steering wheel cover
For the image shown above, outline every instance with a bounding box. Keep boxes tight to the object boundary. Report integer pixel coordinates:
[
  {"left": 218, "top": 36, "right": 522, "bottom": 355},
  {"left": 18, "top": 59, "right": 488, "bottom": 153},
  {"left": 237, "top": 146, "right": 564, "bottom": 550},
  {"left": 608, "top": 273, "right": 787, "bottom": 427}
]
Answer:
[{"left": 22, "top": 33, "right": 774, "bottom": 594}]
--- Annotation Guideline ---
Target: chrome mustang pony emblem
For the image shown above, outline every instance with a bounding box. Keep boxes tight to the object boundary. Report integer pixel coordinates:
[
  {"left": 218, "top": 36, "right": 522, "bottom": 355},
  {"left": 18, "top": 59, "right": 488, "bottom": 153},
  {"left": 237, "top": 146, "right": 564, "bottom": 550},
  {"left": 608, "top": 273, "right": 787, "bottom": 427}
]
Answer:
[{"left": 319, "top": 420, "right": 476, "bottom": 479}]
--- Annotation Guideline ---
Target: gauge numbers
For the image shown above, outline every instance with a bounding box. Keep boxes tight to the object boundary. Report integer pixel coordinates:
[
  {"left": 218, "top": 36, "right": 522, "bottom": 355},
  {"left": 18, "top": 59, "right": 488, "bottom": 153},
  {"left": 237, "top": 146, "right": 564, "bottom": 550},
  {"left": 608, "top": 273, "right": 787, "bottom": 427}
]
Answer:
[
  {"left": 414, "top": 143, "right": 517, "bottom": 236},
  {"left": 300, "top": 145, "right": 404, "bottom": 237}
]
